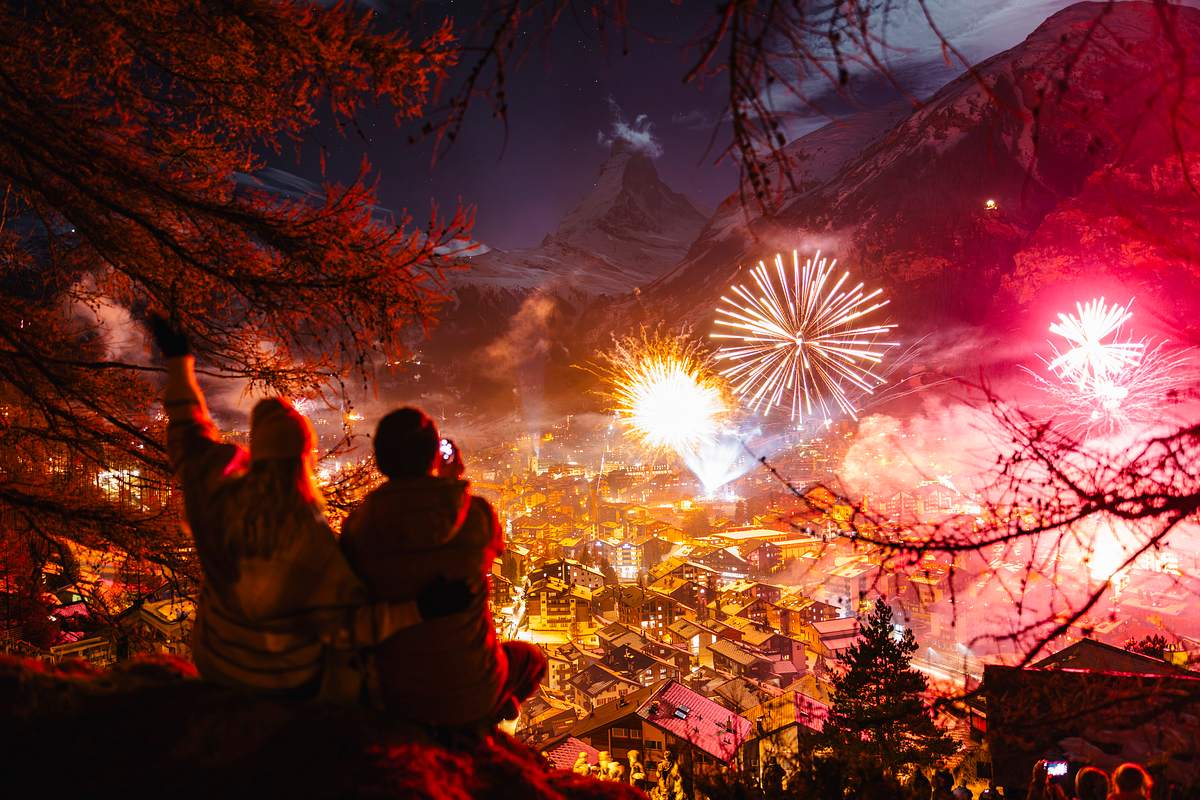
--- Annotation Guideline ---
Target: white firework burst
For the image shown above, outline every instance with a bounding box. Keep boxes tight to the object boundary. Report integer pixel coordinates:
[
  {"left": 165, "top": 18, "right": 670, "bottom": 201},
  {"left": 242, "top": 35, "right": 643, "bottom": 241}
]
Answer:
[
  {"left": 1048, "top": 297, "right": 1145, "bottom": 387},
  {"left": 711, "top": 249, "right": 898, "bottom": 422}
]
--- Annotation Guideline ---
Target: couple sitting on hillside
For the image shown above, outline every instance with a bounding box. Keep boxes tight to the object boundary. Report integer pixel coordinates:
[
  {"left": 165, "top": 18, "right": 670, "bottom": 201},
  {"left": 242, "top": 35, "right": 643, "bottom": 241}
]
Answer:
[{"left": 151, "top": 315, "right": 544, "bottom": 728}]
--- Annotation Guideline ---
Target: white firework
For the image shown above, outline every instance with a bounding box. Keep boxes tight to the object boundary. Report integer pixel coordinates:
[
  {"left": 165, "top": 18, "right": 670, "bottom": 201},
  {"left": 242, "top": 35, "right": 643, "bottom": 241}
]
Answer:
[
  {"left": 711, "top": 249, "right": 898, "bottom": 422},
  {"left": 1048, "top": 297, "right": 1145, "bottom": 387}
]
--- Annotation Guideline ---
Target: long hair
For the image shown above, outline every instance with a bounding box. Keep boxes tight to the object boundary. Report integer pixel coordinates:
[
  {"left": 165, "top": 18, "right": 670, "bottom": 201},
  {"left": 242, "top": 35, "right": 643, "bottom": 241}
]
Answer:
[{"left": 208, "top": 455, "right": 326, "bottom": 582}]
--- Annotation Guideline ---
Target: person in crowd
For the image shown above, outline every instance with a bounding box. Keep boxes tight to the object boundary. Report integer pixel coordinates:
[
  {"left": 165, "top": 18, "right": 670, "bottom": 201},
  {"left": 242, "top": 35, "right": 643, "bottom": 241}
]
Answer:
[
  {"left": 341, "top": 407, "right": 546, "bottom": 727},
  {"left": 627, "top": 749, "right": 647, "bottom": 790},
  {"left": 150, "top": 314, "right": 472, "bottom": 700},
  {"left": 1024, "top": 761, "right": 1068, "bottom": 800},
  {"left": 933, "top": 769, "right": 957, "bottom": 800},
  {"left": 651, "top": 749, "right": 686, "bottom": 800},
  {"left": 1109, "top": 763, "right": 1152, "bottom": 799},
  {"left": 761, "top": 758, "right": 785, "bottom": 796},
  {"left": 1074, "top": 766, "right": 1109, "bottom": 800},
  {"left": 911, "top": 769, "right": 933, "bottom": 799},
  {"left": 571, "top": 751, "right": 591, "bottom": 776},
  {"left": 597, "top": 751, "right": 613, "bottom": 779}
]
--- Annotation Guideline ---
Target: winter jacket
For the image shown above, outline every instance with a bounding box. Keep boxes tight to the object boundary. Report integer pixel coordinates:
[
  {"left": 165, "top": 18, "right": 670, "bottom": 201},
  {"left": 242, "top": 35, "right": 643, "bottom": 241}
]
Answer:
[
  {"left": 341, "top": 476, "right": 505, "bottom": 725},
  {"left": 164, "top": 357, "right": 422, "bottom": 694}
]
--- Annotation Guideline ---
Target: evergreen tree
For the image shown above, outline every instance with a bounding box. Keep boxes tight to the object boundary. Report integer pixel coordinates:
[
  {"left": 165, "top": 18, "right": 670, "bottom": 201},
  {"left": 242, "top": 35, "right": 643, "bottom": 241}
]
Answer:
[
  {"left": 821, "top": 598, "right": 956, "bottom": 773},
  {"left": 1124, "top": 633, "right": 1171, "bottom": 660}
]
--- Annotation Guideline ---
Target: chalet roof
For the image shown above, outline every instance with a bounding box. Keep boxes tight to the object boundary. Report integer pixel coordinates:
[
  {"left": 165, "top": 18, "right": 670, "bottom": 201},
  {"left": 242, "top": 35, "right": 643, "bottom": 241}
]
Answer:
[
  {"left": 649, "top": 575, "right": 692, "bottom": 595},
  {"left": 714, "top": 615, "right": 755, "bottom": 633},
  {"left": 711, "top": 676, "right": 782, "bottom": 713},
  {"left": 668, "top": 618, "right": 708, "bottom": 639},
  {"left": 569, "top": 681, "right": 664, "bottom": 737},
  {"left": 542, "top": 737, "right": 599, "bottom": 770},
  {"left": 810, "top": 617, "right": 859, "bottom": 636},
  {"left": 708, "top": 639, "right": 762, "bottom": 667},
  {"left": 771, "top": 593, "right": 827, "bottom": 612},
  {"left": 713, "top": 528, "right": 789, "bottom": 541},
  {"left": 638, "top": 681, "right": 753, "bottom": 763},
  {"left": 697, "top": 547, "right": 750, "bottom": 565},
  {"left": 740, "top": 627, "right": 775, "bottom": 648},
  {"left": 1032, "top": 638, "right": 1189, "bottom": 676},
  {"left": 567, "top": 662, "right": 641, "bottom": 698},
  {"left": 528, "top": 576, "right": 592, "bottom": 601},
  {"left": 597, "top": 621, "right": 634, "bottom": 641}
]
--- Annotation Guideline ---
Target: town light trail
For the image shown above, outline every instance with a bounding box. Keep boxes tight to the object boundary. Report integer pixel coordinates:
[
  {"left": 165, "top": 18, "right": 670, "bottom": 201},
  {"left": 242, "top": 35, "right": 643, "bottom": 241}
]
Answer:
[{"left": 711, "top": 250, "right": 897, "bottom": 422}]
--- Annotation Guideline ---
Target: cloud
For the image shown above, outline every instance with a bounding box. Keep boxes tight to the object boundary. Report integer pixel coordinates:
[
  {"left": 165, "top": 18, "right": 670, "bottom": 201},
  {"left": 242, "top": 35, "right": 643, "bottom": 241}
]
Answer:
[
  {"left": 597, "top": 97, "right": 663, "bottom": 158},
  {"left": 671, "top": 109, "right": 717, "bottom": 130}
]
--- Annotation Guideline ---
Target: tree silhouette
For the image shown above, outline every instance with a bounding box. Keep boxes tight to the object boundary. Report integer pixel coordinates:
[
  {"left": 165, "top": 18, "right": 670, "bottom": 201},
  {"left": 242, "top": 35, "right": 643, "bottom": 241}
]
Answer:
[
  {"left": 822, "top": 598, "right": 955, "bottom": 774},
  {"left": 0, "top": 0, "right": 465, "bottom": 637},
  {"left": 1125, "top": 633, "right": 1172, "bottom": 661}
]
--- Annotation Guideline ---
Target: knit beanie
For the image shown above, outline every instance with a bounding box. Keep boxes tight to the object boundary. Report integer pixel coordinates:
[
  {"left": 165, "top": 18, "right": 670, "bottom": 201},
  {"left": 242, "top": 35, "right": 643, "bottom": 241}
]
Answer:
[{"left": 249, "top": 398, "right": 314, "bottom": 462}]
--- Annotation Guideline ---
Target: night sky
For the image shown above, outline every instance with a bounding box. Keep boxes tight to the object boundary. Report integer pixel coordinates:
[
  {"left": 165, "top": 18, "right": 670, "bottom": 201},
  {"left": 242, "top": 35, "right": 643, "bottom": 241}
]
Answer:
[{"left": 272, "top": 0, "right": 1132, "bottom": 251}]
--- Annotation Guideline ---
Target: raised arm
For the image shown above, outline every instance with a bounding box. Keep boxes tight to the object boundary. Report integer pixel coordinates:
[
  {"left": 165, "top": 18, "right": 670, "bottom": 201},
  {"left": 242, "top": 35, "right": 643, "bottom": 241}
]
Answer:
[{"left": 148, "top": 313, "right": 226, "bottom": 480}]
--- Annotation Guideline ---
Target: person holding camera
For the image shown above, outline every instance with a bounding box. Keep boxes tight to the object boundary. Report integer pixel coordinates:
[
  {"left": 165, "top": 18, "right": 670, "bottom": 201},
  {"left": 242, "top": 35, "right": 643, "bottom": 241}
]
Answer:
[{"left": 341, "top": 407, "right": 546, "bottom": 728}]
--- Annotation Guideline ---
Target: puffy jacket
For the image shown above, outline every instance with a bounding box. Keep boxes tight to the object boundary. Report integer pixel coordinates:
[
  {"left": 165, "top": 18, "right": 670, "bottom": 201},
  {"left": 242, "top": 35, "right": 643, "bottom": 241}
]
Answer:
[{"left": 341, "top": 476, "right": 505, "bottom": 725}]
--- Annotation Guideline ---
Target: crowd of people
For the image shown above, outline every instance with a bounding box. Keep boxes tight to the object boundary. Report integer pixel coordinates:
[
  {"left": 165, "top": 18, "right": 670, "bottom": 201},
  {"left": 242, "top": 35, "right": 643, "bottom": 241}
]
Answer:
[
  {"left": 151, "top": 313, "right": 545, "bottom": 729},
  {"left": 905, "top": 760, "right": 1156, "bottom": 800},
  {"left": 1020, "top": 760, "right": 1155, "bottom": 800}
]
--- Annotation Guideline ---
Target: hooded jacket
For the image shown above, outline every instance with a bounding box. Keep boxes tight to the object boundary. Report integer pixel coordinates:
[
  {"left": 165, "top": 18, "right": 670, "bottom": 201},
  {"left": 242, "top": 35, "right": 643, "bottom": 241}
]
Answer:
[
  {"left": 163, "top": 357, "right": 422, "bottom": 693},
  {"left": 341, "top": 476, "right": 505, "bottom": 725}
]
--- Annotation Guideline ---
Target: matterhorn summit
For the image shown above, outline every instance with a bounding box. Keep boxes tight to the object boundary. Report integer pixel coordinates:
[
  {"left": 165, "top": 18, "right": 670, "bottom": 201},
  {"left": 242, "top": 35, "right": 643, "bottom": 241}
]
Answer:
[{"left": 452, "top": 139, "right": 707, "bottom": 296}]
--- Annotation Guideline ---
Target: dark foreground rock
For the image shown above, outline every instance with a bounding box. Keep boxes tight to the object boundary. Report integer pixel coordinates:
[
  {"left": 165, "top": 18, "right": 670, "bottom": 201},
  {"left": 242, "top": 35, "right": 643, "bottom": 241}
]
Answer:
[{"left": 0, "top": 655, "right": 643, "bottom": 799}]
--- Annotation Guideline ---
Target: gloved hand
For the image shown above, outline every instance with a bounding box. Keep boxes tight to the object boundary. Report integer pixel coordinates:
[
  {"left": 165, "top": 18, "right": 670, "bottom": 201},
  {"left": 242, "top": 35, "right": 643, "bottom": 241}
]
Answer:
[
  {"left": 146, "top": 311, "right": 191, "bottom": 358},
  {"left": 415, "top": 576, "right": 476, "bottom": 620}
]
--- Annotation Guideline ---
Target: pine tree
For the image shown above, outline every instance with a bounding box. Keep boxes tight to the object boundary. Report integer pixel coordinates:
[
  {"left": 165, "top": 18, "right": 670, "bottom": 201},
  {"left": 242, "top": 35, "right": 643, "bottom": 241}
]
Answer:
[
  {"left": 1124, "top": 633, "right": 1171, "bottom": 660},
  {"left": 821, "top": 598, "right": 956, "bottom": 773}
]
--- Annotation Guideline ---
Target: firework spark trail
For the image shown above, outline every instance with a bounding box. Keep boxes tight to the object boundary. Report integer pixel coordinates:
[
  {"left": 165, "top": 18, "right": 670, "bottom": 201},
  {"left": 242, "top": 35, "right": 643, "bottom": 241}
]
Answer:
[
  {"left": 1048, "top": 297, "right": 1145, "bottom": 386},
  {"left": 1028, "top": 340, "right": 1192, "bottom": 436},
  {"left": 711, "top": 250, "right": 897, "bottom": 422}
]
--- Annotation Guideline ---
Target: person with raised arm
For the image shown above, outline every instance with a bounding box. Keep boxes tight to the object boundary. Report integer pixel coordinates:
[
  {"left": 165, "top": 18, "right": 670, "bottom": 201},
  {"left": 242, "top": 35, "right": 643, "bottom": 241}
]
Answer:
[{"left": 150, "top": 314, "right": 472, "bottom": 700}]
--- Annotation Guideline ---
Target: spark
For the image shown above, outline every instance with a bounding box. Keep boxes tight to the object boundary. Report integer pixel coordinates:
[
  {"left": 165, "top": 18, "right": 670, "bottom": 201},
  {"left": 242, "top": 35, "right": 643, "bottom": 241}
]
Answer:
[
  {"left": 598, "top": 330, "right": 728, "bottom": 454},
  {"left": 711, "top": 249, "right": 897, "bottom": 422}
]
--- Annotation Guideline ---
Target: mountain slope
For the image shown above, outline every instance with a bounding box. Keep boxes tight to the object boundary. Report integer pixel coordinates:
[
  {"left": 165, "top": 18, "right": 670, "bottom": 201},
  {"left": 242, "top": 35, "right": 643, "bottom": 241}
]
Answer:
[{"left": 640, "top": 1, "right": 1200, "bottom": 335}]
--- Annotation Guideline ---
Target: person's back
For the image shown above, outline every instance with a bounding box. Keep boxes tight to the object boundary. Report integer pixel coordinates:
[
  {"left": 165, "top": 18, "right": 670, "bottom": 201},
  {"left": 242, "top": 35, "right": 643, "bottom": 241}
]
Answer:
[
  {"left": 342, "top": 408, "right": 545, "bottom": 725},
  {"left": 160, "top": 329, "right": 368, "bottom": 693},
  {"left": 1074, "top": 766, "right": 1109, "bottom": 800},
  {"left": 932, "top": 770, "right": 956, "bottom": 800},
  {"left": 344, "top": 472, "right": 503, "bottom": 722}
]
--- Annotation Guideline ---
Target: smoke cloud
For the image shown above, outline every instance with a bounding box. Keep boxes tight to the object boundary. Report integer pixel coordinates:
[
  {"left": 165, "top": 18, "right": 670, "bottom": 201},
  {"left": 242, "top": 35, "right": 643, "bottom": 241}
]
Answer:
[
  {"left": 839, "top": 395, "right": 1007, "bottom": 498},
  {"left": 481, "top": 291, "right": 560, "bottom": 440}
]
